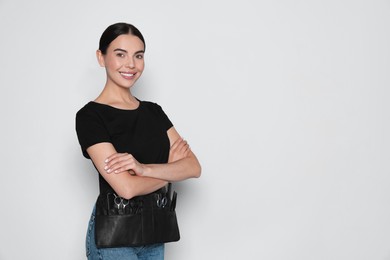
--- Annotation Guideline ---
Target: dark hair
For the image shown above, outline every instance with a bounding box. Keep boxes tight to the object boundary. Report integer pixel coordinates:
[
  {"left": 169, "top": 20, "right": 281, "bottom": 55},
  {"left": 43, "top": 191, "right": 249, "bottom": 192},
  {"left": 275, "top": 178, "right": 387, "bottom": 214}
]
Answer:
[{"left": 99, "top": 23, "right": 146, "bottom": 54}]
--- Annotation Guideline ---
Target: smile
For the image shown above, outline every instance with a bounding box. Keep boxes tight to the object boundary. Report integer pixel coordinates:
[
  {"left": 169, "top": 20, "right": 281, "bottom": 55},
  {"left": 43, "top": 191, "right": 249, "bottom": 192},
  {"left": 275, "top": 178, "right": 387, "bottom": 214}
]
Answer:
[{"left": 120, "top": 72, "right": 135, "bottom": 77}]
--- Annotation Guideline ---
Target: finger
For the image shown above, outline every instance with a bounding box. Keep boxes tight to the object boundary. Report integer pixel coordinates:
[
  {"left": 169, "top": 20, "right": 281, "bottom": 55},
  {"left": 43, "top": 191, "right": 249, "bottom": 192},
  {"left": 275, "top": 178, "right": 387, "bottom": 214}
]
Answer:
[
  {"left": 180, "top": 146, "right": 190, "bottom": 158},
  {"left": 128, "top": 169, "right": 136, "bottom": 176},
  {"left": 109, "top": 157, "right": 142, "bottom": 175},
  {"left": 105, "top": 152, "right": 127, "bottom": 163},
  {"left": 170, "top": 138, "right": 183, "bottom": 151},
  {"left": 107, "top": 161, "right": 134, "bottom": 174},
  {"left": 105, "top": 153, "right": 132, "bottom": 169},
  {"left": 113, "top": 163, "right": 135, "bottom": 174},
  {"left": 173, "top": 139, "right": 187, "bottom": 152},
  {"left": 183, "top": 145, "right": 191, "bottom": 156},
  {"left": 178, "top": 140, "right": 189, "bottom": 152},
  {"left": 125, "top": 163, "right": 144, "bottom": 176},
  {"left": 105, "top": 154, "right": 134, "bottom": 173}
]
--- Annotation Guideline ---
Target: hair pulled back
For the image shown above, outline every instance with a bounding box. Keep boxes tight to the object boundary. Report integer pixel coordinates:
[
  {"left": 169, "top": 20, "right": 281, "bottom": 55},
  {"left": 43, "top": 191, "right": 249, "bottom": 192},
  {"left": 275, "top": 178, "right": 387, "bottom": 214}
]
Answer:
[{"left": 99, "top": 23, "right": 146, "bottom": 54}]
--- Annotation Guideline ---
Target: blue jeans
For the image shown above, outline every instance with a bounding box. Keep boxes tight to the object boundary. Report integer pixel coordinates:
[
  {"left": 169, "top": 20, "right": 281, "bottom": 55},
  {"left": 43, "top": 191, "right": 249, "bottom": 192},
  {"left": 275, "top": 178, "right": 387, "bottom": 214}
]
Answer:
[{"left": 86, "top": 207, "right": 165, "bottom": 260}]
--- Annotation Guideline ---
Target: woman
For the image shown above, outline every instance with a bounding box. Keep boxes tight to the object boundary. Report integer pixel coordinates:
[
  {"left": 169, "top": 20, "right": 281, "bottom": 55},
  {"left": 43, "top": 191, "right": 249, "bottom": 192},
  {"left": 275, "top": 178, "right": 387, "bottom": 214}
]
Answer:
[{"left": 76, "top": 22, "right": 201, "bottom": 260}]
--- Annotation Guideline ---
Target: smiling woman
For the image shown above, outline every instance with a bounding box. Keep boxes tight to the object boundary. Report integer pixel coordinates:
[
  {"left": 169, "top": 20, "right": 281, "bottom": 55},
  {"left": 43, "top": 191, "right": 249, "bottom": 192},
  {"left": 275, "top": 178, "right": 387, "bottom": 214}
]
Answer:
[
  {"left": 96, "top": 33, "right": 145, "bottom": 94},
  {"left": 75, "top": 23, "right": 201, "bottom": 260}
]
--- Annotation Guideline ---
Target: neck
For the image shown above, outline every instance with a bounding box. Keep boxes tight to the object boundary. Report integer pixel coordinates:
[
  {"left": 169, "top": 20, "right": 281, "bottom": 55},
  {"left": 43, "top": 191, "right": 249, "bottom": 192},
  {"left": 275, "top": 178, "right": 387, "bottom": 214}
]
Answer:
[{"left": 95, "top": 84, "right": 139, "bottom": 109}]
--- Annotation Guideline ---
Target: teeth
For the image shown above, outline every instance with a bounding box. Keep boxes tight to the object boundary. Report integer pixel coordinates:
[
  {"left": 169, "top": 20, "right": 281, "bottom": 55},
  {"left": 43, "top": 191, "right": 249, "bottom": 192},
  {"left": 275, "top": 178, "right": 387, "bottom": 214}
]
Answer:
[{"left": 121, "top": 72, "right": 134, "bottom": 77}]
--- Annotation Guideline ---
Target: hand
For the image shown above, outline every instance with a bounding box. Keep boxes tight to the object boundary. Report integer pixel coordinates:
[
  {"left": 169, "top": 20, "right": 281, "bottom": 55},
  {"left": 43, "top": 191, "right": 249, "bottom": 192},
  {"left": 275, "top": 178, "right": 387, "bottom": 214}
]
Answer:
[
  {"left": 168, "top": 138, "right": 190, "bottom": 163},
  {"left": 104, "top": 153, "right": 145, "bottom": 176}
]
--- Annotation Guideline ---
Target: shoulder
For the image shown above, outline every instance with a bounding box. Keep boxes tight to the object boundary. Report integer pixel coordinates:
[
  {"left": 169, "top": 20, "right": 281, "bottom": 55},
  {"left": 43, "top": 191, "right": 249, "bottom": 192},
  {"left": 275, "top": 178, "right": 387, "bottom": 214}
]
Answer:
[
  {"left": 140, "top": 100, "right": 161, "bottom": 109},
  {"left": 140, "top": 100, "right": 165, "bottom": 113},
  {"left": 75, "top": 102, "right": 104, "bottom": 124},
  {"left": 140, "top": 100, "right": 173, "bottom": 128},
  {"left": 76, "top": 102, "right": 96, "bottom": 115},
  {"left": 141, "top": 100, "right": 169, "bottom": 110},
  {"left": 76, "top": 101, "right": 108, "bottom": 117}
]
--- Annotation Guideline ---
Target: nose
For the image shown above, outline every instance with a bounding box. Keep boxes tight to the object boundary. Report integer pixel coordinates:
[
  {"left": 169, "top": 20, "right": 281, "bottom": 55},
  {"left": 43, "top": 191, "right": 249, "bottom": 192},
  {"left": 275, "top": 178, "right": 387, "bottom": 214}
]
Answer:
[{"left": 125, "top": 57, "right": 135, "bottom": 69}]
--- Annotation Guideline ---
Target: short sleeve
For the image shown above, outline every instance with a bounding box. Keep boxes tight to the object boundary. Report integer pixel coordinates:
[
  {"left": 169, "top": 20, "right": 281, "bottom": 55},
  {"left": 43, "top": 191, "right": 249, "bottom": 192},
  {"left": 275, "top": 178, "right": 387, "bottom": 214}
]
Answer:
[
  {"left": 155, "top": 104, "right": 173, "bottom": 131},
  {"left": 75, "top": 106, "right": 111, "bottom": 159}
]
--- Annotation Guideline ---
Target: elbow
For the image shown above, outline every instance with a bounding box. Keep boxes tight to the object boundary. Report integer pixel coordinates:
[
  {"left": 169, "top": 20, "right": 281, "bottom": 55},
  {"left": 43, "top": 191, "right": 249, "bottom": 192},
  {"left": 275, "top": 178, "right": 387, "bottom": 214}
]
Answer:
[
  {"left": 193, "top": 163, "right": 202, "bottom": 178},
  {"left": 121, "top": 192, "right": 136, "bottom": 200},
  {"left": 116, "top": 185, "right": 137, "bottom": 200},
  {"left": 117, "top": 190, "right": 135, "bottom": 200}
]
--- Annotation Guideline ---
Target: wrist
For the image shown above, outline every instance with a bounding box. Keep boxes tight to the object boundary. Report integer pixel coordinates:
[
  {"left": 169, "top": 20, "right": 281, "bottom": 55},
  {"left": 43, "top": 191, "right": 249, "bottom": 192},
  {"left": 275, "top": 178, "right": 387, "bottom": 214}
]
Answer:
[{"left": 142, "top": 164, "right": 152, "bottom": 177}]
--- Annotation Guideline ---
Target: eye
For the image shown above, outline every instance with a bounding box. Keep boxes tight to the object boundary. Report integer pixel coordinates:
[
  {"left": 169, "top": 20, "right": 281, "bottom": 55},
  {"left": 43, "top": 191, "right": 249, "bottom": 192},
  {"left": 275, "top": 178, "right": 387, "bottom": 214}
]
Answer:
[
  {"left": 116, "top": 53, "right": 125, "bottom": 58},
  {"left": 136, "top": 54, "right": 144, "bottom": 59}
]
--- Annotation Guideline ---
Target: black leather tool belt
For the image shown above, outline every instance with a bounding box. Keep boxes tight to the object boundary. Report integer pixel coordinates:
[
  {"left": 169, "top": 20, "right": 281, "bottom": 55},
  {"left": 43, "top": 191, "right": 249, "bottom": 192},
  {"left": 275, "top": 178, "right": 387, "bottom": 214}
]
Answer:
[{"left": 95, "top": 183, "right": 180, "bottom": 248}]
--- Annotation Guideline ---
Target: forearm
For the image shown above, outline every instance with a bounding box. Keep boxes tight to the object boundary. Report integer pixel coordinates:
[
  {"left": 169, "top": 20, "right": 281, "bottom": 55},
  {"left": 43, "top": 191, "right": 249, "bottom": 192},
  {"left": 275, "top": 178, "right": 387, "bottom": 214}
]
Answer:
[
  {"left": 123, "top": 175, "right": 168, "bottom": 198},
  {"left": 142, "top": 153, "right": 201, "bottom": 182},
  {"left": 87, "top": 142, "right": 167, "bottom": 200}
]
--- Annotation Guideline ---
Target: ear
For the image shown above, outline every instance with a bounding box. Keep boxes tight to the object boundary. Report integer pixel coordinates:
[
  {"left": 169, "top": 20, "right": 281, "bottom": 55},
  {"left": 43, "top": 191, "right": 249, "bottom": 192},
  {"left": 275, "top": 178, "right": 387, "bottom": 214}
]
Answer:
[{"left": 96, "top": 50, "right": 105, "bottom": 67}]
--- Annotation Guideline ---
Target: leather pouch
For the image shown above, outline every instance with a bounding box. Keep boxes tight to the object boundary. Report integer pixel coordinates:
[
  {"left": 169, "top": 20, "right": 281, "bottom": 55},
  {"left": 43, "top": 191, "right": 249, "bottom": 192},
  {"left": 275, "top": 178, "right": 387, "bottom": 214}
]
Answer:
[{"left": 95, "top": 184, "right": 180, "bottom": 248}]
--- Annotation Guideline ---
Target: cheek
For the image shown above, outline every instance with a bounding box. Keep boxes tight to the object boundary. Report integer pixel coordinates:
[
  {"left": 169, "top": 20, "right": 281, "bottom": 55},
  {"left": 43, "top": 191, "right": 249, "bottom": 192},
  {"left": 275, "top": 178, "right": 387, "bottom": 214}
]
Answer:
[
  {"left": 107, "top": 60, "right": 120, "bottom": 69},
  {"left": 138, "top": 61, "right": 145, "bottom": 71},
  {"left": 104, "top": 56, "right": 121, "bottom": 69}
]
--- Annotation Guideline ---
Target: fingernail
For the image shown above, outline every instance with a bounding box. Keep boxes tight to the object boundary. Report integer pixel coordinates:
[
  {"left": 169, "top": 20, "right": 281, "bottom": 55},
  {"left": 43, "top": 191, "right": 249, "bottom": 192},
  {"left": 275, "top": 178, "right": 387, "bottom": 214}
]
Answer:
[
  {"left": 104, "top": 165, "right": 108, "bottom": 170},
  {"left": 107, "top": 169, "right": 111, "bottom": 173},
  {"left": 104, "top": 159, "right": 109, "bottom": 163}
]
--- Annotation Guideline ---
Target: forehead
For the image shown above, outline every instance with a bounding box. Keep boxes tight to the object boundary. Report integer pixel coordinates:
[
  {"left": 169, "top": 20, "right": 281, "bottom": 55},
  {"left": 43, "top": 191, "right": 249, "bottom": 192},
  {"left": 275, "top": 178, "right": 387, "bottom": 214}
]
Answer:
[{"left": 108, "top": 34, "right": 145, "bottom": 52}]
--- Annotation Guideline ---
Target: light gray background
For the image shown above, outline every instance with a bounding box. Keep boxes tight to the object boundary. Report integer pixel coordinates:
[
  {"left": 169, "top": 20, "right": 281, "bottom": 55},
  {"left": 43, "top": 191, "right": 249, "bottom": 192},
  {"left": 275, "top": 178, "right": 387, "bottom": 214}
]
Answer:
[{"left": 0, "top": 0, "right": 389, "bottom": 259}]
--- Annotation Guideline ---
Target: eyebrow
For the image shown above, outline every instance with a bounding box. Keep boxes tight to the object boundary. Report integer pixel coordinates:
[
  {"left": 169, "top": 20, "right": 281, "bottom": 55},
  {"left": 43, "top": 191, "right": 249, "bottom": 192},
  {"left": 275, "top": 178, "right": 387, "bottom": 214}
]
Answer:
[{"left": 113, "top": 48, "right": 145, "bottom": 54}]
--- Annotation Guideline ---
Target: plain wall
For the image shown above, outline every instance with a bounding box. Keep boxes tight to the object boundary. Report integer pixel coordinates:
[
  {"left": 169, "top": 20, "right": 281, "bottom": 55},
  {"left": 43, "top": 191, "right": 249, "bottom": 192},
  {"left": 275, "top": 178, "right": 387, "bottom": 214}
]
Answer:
[{"left": 0, "top": 0, "right": 389, "bottom": 259}]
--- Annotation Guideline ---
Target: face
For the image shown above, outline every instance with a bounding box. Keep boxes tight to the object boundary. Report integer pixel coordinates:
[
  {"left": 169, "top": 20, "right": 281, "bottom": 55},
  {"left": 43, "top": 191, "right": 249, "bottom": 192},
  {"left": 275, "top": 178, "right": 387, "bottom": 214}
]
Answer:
[{"left": 97, "top": 34, "right": 145, "bottom": 89}]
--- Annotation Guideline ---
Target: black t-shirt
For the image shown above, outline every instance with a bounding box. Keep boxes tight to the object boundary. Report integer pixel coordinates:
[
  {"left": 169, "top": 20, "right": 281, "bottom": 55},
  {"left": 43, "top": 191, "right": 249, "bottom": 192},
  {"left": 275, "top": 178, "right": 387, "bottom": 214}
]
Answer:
[{"left": 75, "top": 100, "right": 173, "bottom": 194}]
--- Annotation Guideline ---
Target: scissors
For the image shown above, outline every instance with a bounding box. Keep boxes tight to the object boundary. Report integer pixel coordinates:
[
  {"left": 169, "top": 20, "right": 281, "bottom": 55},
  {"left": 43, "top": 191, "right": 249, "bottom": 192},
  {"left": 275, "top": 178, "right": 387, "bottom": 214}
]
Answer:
[
  {"left": 156, "top": 194, "right": 168, "bottom": 208},
  {"left": 113, "top": 193, "right": 129, "bottom": 210}
]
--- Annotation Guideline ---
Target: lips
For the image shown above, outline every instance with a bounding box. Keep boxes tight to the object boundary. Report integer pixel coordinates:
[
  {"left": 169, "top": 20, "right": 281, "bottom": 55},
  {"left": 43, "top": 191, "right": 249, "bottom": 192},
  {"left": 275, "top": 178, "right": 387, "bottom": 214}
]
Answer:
[
  {"left": 119, "top": 72, "right": 137, "bottom": 80},
  {"left": 120, "top": 72, "right": 136, "bottom": 79}
]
